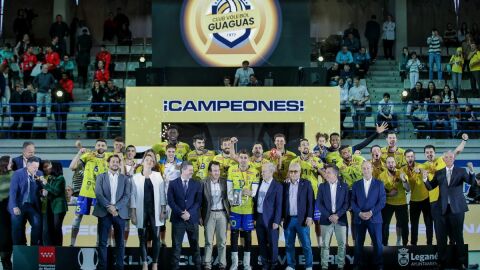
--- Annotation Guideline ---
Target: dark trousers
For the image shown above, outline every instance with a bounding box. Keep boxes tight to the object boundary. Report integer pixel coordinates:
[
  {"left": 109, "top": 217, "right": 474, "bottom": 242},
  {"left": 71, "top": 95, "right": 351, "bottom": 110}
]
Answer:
[
  {"left": 436, "top": 205, "right": 466, "bottom": 267},
  {"left": 410, "top": 198, "right": 433, "bottom": 245},
  {"left": 354, "top": 221, "right": 383, "bottom": 268},
  {"left": 11, "top": 203, "right": 41, "bottom": 245},
  {"left": 9, "top": 114, "right": 22, "bottom": 138},
  {"left": 377, "top": 114, "right": 397, "bottom": 129},
  {"left": 78, "top": 66, "right": 88, "bottom": 88},
  {"left": 368, "top": 38, "right": 379, "bottom": 59},
  {"left": 48, "top": 211, "right": 66, "bottom": 246},
  {"left": 54, "top": 112, "right": 68, "bottom": 139},
  {"left": 23, "top": 70, "right": 32, "bottom": 85},
  {"left": 381, "top": 204, "right": 409, "bottom": 246},
  {"left": 98, "top": 214, "right": 126, "bottom": 270},
  {"left": 0, "top": 199, "right": 12, "bottom": 270},
  {"left": 230, "top": 229, "right": 252, "bottom": 252},
  {"left": 171, "top": 221, "right": 201, "bottom": 270},
  {"left": 255, "top": 213, "right": 279, "bottom": 269},
  {"left": 383, "top": 39, "right": 394, "bottom": 59},
  {"left": 138, "top": 211, "right": 160, "bottom": 263},
  {"left": 471, "top": 70, "right": 480, "bottom": 92},
  {"left": 20, "top": 115, "right": 34, "bottom": 139}
]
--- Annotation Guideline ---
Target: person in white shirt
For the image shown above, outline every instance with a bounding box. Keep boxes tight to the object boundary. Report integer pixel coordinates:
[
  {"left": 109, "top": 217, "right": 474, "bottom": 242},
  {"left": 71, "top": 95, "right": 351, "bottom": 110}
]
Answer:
[
  {"left": 382, "top": 14, "right": 396, "bottom": 60},
  {"left": 234, "top": 60, "right": 254, "bottom": 86},
  {"left": 348, "top": 77, "right": 370, "bottom": 138},
  {"left": 377, "top": 93, "right": 397, "bottom": 131},
  {"left": 406, "top": 52, "right": 423, "bottom": 89}
]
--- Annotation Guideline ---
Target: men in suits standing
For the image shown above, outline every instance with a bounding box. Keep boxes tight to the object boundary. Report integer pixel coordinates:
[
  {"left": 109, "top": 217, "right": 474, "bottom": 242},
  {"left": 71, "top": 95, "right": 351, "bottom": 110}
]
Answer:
[
  {"left": 317, "top": 164, "right": 349, "bottom": 270},
  {"left": 201, "top": 161, "right": 230, "bottom": 270},
  {"left": 254, "top": 162, "right": 283, "bottom": 270},
  {"left": 168, "top": 161, "right": 203, "bottom": 270},
  {"left": 93, "top": 154, "right": 131, "bottom": 270},
  {"left": 12, "top": 141, "right": 39, "bottom": 171},
  {"left": 351, "top": 161, "right": 386, "bottom": 270},
  {"left": 283, "top": 162, "right": 314, "bottom": 270},
  {"left": 423, "top": 151, "right": 471, "bottom": 269},
  {"left": 8, "top": 157, "right": 43, "bottom": 245}
]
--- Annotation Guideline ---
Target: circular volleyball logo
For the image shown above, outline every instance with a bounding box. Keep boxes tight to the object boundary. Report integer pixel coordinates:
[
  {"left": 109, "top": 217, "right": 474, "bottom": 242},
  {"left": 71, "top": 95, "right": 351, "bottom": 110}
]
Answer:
[{"left": 181, "top": 0, "right": 282, "bottom": 67}]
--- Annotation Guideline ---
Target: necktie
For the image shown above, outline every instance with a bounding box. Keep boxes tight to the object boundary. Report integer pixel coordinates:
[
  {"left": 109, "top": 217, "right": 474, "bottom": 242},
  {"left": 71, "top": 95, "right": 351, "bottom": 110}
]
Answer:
[
  {"left": 447, "top": 169, "right": 452, "bottom": 186},
  {"left": 27, "top": 175, "right": 35, "bottom": 203},
  {"left": 183, "top": 180, "right": 188, "bottom": 193}
]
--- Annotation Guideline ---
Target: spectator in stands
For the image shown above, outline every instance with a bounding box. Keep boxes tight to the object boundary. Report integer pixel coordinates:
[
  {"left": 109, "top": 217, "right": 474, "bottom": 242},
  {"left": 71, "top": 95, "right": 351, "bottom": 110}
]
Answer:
[
  {"left": 377, "top": 93, "right": 397, "bottom": 131},
  {"left": 0, "top": 44, "right": 15, "bottom": 65},
  {"left": 32, "top": 64, "right": 55, "bottom": 118},
  {"left": 234, "top": 60, "right": 254, "bottom": 86},
  {"left": 114, "top": 8, "right": 130, "bottom": 39},
  {"left": 96, "top": 45, "right": 113, "bottom": 75},
  {"left": 10, "top": 83, "right": 24, "bottom": 137},
  {"left": 459, "top": 104, "right": 479, "bottom": 136},
  {"left": 223, "top": 76, "right": 232, "bottom": 87},
  {"left": 94, "top": 60, "right": 110, "bottom": 83},
  {"left": 382, "top": 14, "right": 396, "bottom": 60},
  {"left": 425, "top": 81, "right": 440, "bottom": 102},
  {"left": 343, "top": 22, "right": 360, "bottom": 40},
  {"left": 117, "top": 23, "right": 133, "bottom": 46},
  {"left": 444, "top": 23, "right": 459, "bottom": 48},
  {"left": 428, "top": 95, "right": 450, "bottom": 137},
  {"left": 91, "top": 80, "right": 106, "bottom": 116},
  {"left": 247, "top": 74, "right": 262, "bottom": 86},
  {"left": 468, "top": 42, "right": 480, "bottom": 92},
  {"left": 447, "top": 100, "right": 461, "bottom": 138},
  {"left": 20, "top": 83, "right": 36, "bottom": 138},
  {"left": 406, "top": 81, "right": 426, "bottom": 116},
  {"left": 1, "top": 65, "right": 12, "bottom": 116},
  {"left": 349, "top": 77, "right": 370, "bottom": 138},
  {"left": 36, "top": 47, "right": 45, "bottom": 63},
  {"left": 59, "top": 72, "right": 74, "bottom": 100},
  {"left": 340, "top": 64, "right": 354, "bottom": 85},
  {"left": 327, "top": 62, "right": 340, "bottom": 86},
  {"left": 441, "top": 85, "right": 458, "bottom": 104},
  {"left": 449, "top": 47, "right": 464, "bottom": 95},
  {"left": 342, "top": 33, "right": 360, "bottom": 54},
  {"left": 20, "top": 46, "right": 37, "bottom": 85},
  {"left": 399, "top": 47, "right": 409, "bottom": 80},
  {"left": 339, "top": 77, "right": 349, "bottom": 129},
  {"left": 77, "top": 29, "right": 92, "bottom": 89},
  {"left": 354, "top": 47, "right": 371, "bottom": 77},
  {"left": 458, "top": 22, "right": 469, "bottom": 43},
  {"left": 0, "top": 155, "right": 13, "bottom": 270},
  {"left": 411, "top": 104, "right": 429, "bottom": 134},
  {"left": 13, "top": 9, "right": 29, "bottom": 42},
  {"left": 14, "top": 34, "right": 30, "bottom": 60},
  {"left": 365, "top": 15, "right": 381, "bottom": 61},
  {"left": 51, "top": 36, "right": 65, "bottom": 58},
  {"left": 103, "top": 12, "right": 116, "bottom": 42},
  {"left": 52, "top": 84, "right": 72, "bottom": 139},
  {"left": 105, "top": 80, "right": 124, "bottom": 117},
  {"left": 406, "top": 52, "right": 423, "bottom": 89},
  {"left": 427, "top": 28, "right": 443, "bottom": 80},
  {"left": 335, "top": 46, "right": 354, "bottom": 68},
  {"left": 45, "top": 45, "right": 61, "bottom": 80},
  {"left": 471, "top": 23, "right": 480, "bottom": 43},
  {"left": 59, "top": 55, "right": 75, "bottom": 79},
  {"left": 49, "top": 15, "right": 69, "bottom": 50}
]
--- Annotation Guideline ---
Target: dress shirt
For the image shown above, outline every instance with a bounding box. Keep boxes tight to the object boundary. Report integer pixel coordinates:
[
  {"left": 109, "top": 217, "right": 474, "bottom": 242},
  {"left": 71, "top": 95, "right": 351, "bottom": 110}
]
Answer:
[
  {"left": 210, "top": 180, "right": 223, "bottom": 210},
  {"left": 108, "top": 171, "right": 119, "bottom": 205},
  {"left": 330, "top": 181, "right": 338, "bottom": 213},
  {"left": 257, "top": 178, "right": 272, "bottom": 213},
  {"left": 289, "top": 179, "right": 300, "bottom": 216},
  {"left": 446, "top": 166, "right": 454, "bottom": 204},
  {"left": 363, "top": 178, "right": 372, "bottom": 198}
]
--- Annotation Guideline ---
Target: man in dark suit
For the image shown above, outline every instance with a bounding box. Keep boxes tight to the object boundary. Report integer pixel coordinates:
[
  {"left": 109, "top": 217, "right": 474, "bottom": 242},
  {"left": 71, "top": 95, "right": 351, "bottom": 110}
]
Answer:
[
  {"left": 168, "top": 161, "right": 203, "bottom": 270},
  {"left": 317, "top": 164, "right": 349, "bottom": 270},
  {"left": 93, "top": 154, "right": 131, "bottom": 270},
  {"left": 283, "top": 162, "right": 314, "bottom": 270},
  {"left": 12, "top": 141, "right": 39, "bottom": 171},
  {"left": 8, "top": 157, "right": 43, "bottom": 245},
  {"left": 423, "top": 151, "right": 471, "bottom": 269},
  {"left": 201, "top": 161, "right": 230, "bottom": 270},
  {"left": 254, "top": 162, "right": 283, "bottom": 270},
  {"left": 351, "top": 160, "right": 386, "bottom": 270}
]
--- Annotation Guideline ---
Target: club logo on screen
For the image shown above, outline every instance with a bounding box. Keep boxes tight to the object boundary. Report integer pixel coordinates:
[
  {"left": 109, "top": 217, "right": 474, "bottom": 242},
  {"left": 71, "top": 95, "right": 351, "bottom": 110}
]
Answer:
[{"left": 181, "top": 0, "right": 282, "bottom": 67}]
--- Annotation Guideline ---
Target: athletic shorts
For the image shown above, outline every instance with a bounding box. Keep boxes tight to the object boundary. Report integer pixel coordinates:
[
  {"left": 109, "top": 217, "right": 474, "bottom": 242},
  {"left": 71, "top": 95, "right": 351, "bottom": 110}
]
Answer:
[
  {"left": 230, "top": 212, "right": 254, "bottom": 231},
  {"left": 75, "top": 196, "right": 97, "bottom": 215}
]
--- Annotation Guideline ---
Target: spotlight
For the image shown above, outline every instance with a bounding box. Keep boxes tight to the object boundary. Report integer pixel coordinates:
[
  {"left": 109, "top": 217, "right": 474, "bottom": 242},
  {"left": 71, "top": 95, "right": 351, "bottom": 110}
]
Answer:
[
  {"left": 139, "top": 56, "right": 146, "bottom": 63},
  {"left": 402, "top": 90, "right": 409, "bottom": 97},
  {"left": 56, "top": 90, "right": 64, "bottom": 97},
  {"left": 139, "top": 56, "right": 146, "bottom": 68},
  {"left": 318, "top": 56, "right": 324, "bottom": 62}
]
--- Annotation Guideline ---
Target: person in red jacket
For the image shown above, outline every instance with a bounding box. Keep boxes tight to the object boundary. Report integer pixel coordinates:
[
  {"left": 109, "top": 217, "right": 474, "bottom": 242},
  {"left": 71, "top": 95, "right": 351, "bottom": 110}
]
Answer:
[
  {"left": 59, "top": 72, "right": 74, "bottom": 100},
  {"left": 96, "top": 45, "right": 112, "bottom": 71},
  {"left": 94, "top": 60, "right": 110, "bottom": 83},
  {"left": 45, "top": 45, "right": 60, "bottom": 79},
  {"left": 21, "top": 45, "right": 38, "bottom": 85}
]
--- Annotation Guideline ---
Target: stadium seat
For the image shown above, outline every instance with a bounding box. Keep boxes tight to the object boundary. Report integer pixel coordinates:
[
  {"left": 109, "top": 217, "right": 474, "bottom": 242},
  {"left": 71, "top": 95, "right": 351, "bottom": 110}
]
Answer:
[
  {"left": 127, "top": 62, "right": 140, "bottom": 72},
  {"left": 144, "top": 46, "right": 152, "bottom": 54},
  {"left": 343, "top": 116, "right": 354, "bottom": 128},
  {"left": 116, "top": 46, "right": 130, "bottom": 54},
  {"left": 113, "top": 79, "right": 124, "bottom": 88},
  {"left": 114, "top": 62, "right": 127, "bottom": 72},
  {"left": 106, "top": 45, "right": 117, "bottom": 54},
  {"left": 33, "top": 117, "right": 49, "bottom": 128},
  {"left": 130, "top": 45, "right": 144, "bottom": 55},
  {"left": 146, "top": 61, "right": 153, "bottom": 67},
  {"left": 124, "top": 79, "right": 136, "bottom": 87},
  {"left": 0, "top": 116, "right": 13, "bottom": 128}
]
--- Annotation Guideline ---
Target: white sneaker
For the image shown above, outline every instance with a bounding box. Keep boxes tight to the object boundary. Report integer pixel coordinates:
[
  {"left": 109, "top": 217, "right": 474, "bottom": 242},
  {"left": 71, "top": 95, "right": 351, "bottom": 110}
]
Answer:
[{"left": 285, "top": 267, "right": 295, "bottom": 270}]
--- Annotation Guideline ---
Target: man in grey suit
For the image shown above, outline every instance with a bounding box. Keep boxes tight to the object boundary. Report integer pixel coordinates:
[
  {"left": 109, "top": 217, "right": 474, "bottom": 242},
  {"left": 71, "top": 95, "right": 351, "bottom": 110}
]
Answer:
[
  {"left": 423, "top": 151, "right": 471, "bottom": 269},
  {"left": 93, "top": 154, "right": 131, "bottom": 270},
  {"left": 201, "top": 161, "right": 230, "bottom": 270}
]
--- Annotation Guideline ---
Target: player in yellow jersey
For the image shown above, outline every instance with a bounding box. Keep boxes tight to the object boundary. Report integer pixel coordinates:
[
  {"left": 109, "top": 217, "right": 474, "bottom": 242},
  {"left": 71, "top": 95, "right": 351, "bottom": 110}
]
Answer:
[
  {"left": 402, "top": 149, "right": 433, "bottom": 245},
  {"left": 213, "top": 137, "right": 238, "bottom": 179},
  {"left": 336, "top": 145, "right": 365, "bottom": 188},
  {"left": 152, "top": 125, "right": 190, "bottom": 160},
  {"left": 378, "top": 156, "right": 410, "bottom": 246},
  {"left": 263, "top": 133, "right": 296, "bottom": 181},
  {"left": 69, "top": 139, "right": 112, "bottom": 246},
  {"left": 370, "top": 145, "right": 385, "bottom": 179},
  {"left": 249, "top": 143, "right": 269, "bottom": 179},
  {"left": 227, "top": 149, "right": 260, "bottom": 270},
  {"left": 187, "top": 134, "right": 215, "bottom": 180},
  {"left": 380, "top": 131, "right": 406, "bottom": 168}
]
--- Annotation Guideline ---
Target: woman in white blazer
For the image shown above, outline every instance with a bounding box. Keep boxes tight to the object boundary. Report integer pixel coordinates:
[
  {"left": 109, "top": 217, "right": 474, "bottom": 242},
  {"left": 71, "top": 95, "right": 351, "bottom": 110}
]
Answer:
[{"left": 130, "top": 154, "right": 166, "bottom": 270}]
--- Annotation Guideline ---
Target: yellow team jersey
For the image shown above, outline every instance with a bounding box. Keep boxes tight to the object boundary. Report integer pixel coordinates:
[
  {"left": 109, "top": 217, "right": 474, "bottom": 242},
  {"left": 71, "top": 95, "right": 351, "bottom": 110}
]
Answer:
[
  {"left": 371, "top": 159, "right": 386, "bottom": 179},
  {"left": 79, "top": 152, "right": 113, "bottom": 198},
  {"left": 290, "top": 156, "right": 324, "bottom": 196},
  {"left": 249, "top": 157, "right": 270, "bottom": 179},
  {"left": 326, "top": 149, "right": 343, "bottom": 165},
  {"left": 401, "top": 163, "right": 429, "bottom": 202},
  {"left": 336, "top": 155, "right": 365, "bottom": 188},
  {"left": 152, "top": 141, "right": 190, "bottom": 161},
  {"left": 381, "top": 147, "right": 407, "bottom": 168},
  {"left": 213, "top": 154, "right": 238, "bottom": 179},
  {"left": 420, "top": 157, "right": 446, "bottom": 203},
  {"left": 227, "top": 166, "right": 260, "bottom": 214},
  {"left": 187, "top": 150, "right": 216, "bottom": 180},
  {"left": 264, "top": 149, "right": 297, "bottom": 181},
  {"left": 378, "top": 170, "right": 407, "bottom": 205}
]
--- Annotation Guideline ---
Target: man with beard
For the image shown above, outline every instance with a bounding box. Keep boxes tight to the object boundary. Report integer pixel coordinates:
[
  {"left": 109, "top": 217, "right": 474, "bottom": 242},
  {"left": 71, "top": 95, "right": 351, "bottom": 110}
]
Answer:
[
  {"left": 69, "top": 139, "right": 112, "bottom": 246},
  {"left": 213, "top": 137, "right": 238, "bottom": 179},
  {"left": 290, "top": 139, "right": 325, "bottom": 247},
  {"left": 124, "top": 145, "right": 137, "bottom": 177},
  {"left": 402, "top": 149, "right": 433, "bottom": 246},
  {"left": 325, "top": 122, "right": 388, "bottom": 165},
  {"left": 152, "top": 125, "right": 190, "bottom": 161},
  {"left": 264, "top": 134, "right": 296, "bottom": 182},
  {"left": 187, "top": 134, "right": 216, "bottom": 181},
  {"left": 380, "top": 132, "right": 407, "bottom": 169},
  {"left": 249, "top": 143, "right": 269, "bottom": 179},
  {"left": 378, "top": 156, "right": 410, "bottom": 246},
  {"left": 227, "top": 149, "right": 260, "bottom": 270},
  {"left": 370, "top": 145, "right": 385, "bottom": 179}
]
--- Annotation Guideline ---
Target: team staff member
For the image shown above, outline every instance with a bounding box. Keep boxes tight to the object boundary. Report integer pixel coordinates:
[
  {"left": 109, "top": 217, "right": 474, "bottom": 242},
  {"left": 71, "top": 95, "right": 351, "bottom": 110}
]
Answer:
[
  {"left": 213, "top": 137, "right": 238, "bottom": 179},
  {"left": 227, "top": 150, "right": 259, "bottom": 270},
  {"left": 402, "top": 149, "right": 433, "bottom": 245},
  {"left": 152, "top": 125, "right": 190, "bottom": 161},
  {"left": 378, "top": 156, "right": 410, "bottom": 246},
  {"left": 264, "top": 133, "right": 296, "bottom": 181},
  {"left": 187, "top": 134, "right": 215, "bottom": 181}
]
